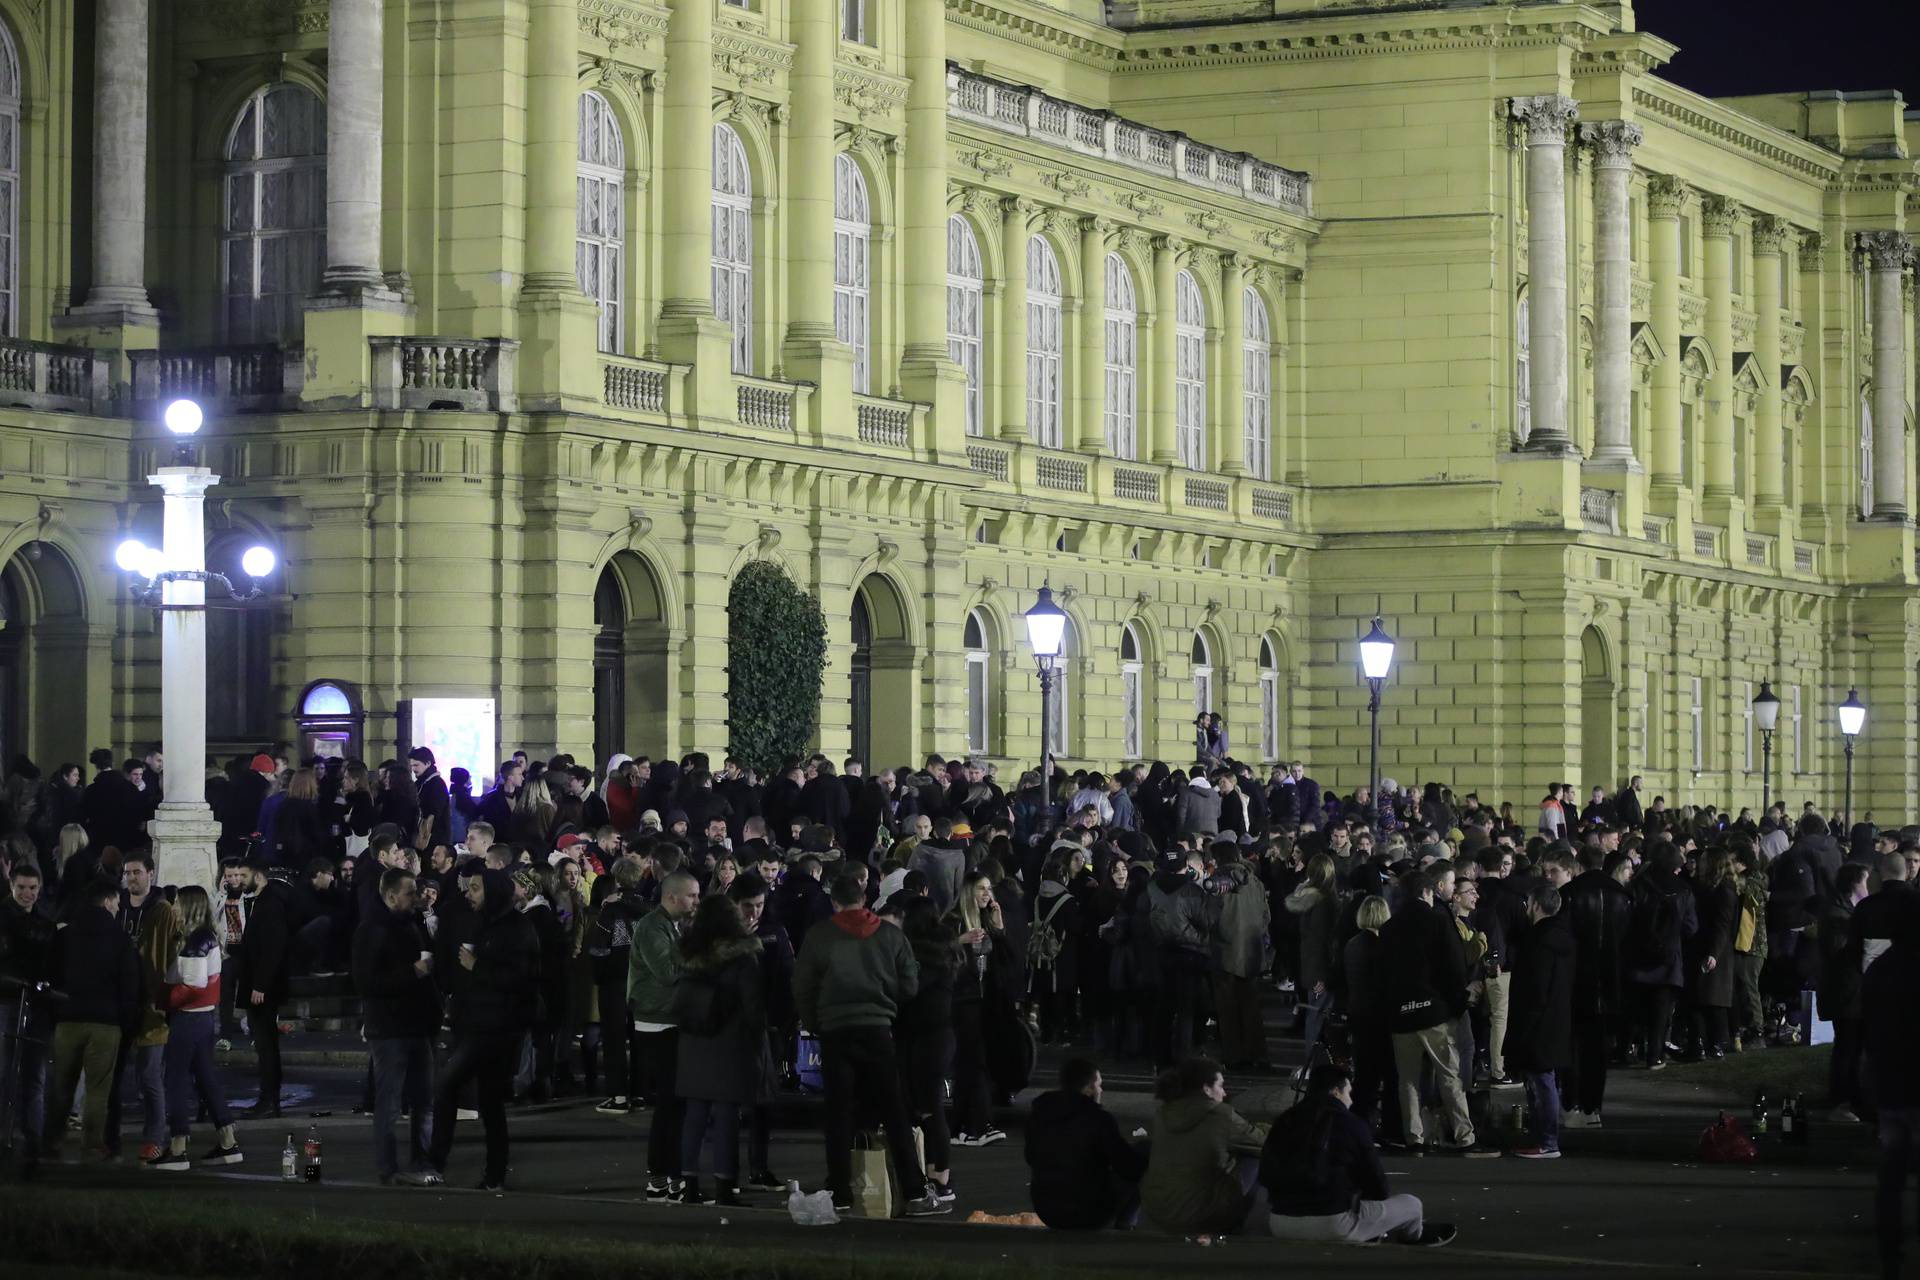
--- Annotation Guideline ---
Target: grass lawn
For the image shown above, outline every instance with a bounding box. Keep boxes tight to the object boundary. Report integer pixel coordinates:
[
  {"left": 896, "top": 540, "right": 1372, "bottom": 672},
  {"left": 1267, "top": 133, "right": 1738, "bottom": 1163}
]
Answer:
[{"left": 1662, "top": 1042, "right": 1832, "bottom": 1102}]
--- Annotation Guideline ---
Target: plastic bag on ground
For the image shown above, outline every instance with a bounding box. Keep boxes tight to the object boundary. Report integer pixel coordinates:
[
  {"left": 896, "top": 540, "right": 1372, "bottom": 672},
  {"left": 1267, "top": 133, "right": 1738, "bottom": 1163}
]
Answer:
[{"left": 787, "top": 1180, "right": 840, "bottom": 1226}]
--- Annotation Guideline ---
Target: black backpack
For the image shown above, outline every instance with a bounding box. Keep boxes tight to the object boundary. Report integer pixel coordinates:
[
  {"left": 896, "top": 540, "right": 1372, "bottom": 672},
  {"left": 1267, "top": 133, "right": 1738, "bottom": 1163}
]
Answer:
[{"left": 1629, "top": 882, "right": 1680, "bottom": 970}]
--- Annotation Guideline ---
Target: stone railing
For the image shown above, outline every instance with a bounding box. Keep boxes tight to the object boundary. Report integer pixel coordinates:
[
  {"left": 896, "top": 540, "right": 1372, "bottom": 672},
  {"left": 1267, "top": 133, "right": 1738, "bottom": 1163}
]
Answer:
[
  {"left": 371, "top": 338, "right": 518, "bottom": 413},
  {"left": 1693, "top": 523, "right": 1723, "bottom": 559},
  {"left": 1642, "top": 515, "right": 1673, "bottom": 546},
  {"left": 965, "top": 441, "right": 1010, "bottom": 481},
  {"left": 948, "top": 67, "right": 1312, "bottom": 216},
  {"left": 1579, "top": 486, "right": 1619, "bottom": 535},
  {"left": 854, "top": 395, "right": 915, "bottom": 450},
  {"left": 1745, "top": 534, "right": 1774, "bottom": 569},
  {"left": 1184, "top": 475, "right": 1230, "bottom": 512},
  {"left": 0, "top": 337, "right": 110, "bottom": 414},
  {"left": 1034, "top": 451, "right": 1090, "bottom": 493},
  {"left": 1112, "top": 465, "right": 1160, "bottom": 503},
  {"left": 1250, "top": 486, "right": 1294, "bottom": 525},
  {"left": 131, "top": 345, "right": 302, "bottom": 413},
  {"left": 602, "top": 356, "right": 671, "bottom": 415},
  {"left": 735, "top": 376, "right": 799, "bottom": 431},
  {"left": 1794, "top": 542, "right": 1817, "bottom": 573}
]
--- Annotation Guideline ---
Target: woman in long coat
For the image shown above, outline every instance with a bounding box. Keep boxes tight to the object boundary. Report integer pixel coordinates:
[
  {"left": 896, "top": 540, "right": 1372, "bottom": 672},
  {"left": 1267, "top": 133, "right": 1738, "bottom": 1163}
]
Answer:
[
  {"left": 1685, "top": 848, "right": 1739, "bottom": 1058},
  {"left": 672, "top": 894, "right": 768, "bottom": 1206}
]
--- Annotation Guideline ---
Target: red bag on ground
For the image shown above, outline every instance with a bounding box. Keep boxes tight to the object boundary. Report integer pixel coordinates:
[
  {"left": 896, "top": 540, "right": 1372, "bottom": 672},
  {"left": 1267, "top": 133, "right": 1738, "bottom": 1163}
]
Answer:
[{"left": 1699, "top": 1112, "right": 1758, "bottom": 1163}]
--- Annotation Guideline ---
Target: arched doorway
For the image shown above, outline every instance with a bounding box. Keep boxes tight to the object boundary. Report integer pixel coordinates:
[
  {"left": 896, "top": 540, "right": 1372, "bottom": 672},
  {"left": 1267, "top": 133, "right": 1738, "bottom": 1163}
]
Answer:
[
  {"left": 1580, "top": 626, "right": 1616, "bottom": 793},
  {"left": 0, "top": 542, "right": 91, "bottom": 770},
  {"left": 853, "top": 576, "right": 914, "bottom": 771},
  {"left": 594, "top": 552, "right": 672, "bottom": 765}
]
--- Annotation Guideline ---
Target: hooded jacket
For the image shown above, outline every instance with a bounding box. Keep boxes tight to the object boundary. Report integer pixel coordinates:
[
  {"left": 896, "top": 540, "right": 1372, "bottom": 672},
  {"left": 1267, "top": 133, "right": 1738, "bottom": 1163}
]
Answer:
[
  {"left": 1213, "top": 861, "right": 1270, "bottom": 979},
  {"left": 1562, "top": 867, "right": 1632, "bottom": 1018},
  {"left": 1139, "top": 1093, "right": 1269, "bottom": 1233},
  {"left": 907, "top": 839, "right": 967, "bottom": 918},
  {"left": 352, "top": 902, "right": 441, "bottom": 1039},
  {"left": 1503, "top": 910, "right": 1575, "bottom": 1072},
  {"left": 1146, "top": 869, "right": 1213, "bottom": 959},
  {"left": 449, "top": 868, "right": 539, "bottom": 1035},
  {"left": 52, "top": 903, "right": 142, "bottom": 1028},
  {"left": 673, "top": 934, "right": 770, "bottom": 1105},
  {"left": 1260, "top": 1091, "right": 1389, "bottom": 1218},
  {"left": 1173, "top": 777, "right": 1222, "bottom": 838},
  {"left": 1380, "top": 895, "right": 1467, "bottom": 1033},
  {"left": 1025, "top": 1088, "right": 1147, "bottom": 1230},
  {"left": 1284, "top": 880, "right": 1339, "bottom": 992},
  {"left": 791, "top": 906, "right": 918, "bottom": 1033}
]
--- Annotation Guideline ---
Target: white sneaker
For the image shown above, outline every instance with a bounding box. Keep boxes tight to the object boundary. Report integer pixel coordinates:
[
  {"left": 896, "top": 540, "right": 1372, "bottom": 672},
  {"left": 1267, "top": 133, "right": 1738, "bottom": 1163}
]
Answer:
[
  {"left": 456, "top": 1108, "right": 479, "bottom": 1121},
  {"left": 975, "top": 1127, "right": 1006, "bottom": 1146},
  {"left": 1828, "top": 1106, "right": 1861, "bottom": 1124},
  {"left": 1562, "top": 1111, "right": 1591, "bottom": 1129}
]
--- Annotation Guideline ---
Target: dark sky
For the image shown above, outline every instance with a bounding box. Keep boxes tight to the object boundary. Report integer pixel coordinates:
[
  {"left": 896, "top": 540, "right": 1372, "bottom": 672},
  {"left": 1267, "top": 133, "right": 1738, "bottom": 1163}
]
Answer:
[{"left": 1633, "top": 0, "right": 1918, "bottom": 106}]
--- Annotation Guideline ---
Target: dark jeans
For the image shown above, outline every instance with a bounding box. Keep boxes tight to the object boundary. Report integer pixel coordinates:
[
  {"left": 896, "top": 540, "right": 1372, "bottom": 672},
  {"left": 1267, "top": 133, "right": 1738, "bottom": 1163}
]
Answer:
[
  {"left": 370, "top": 1036, "right": 435, "bottom": 1178},
  {"left": 0, "top": 999, "right": 49, "bottom": 1148},
  {"left": 635, "top": 1028, "right": 683, "bottom": 1178},
  {"left": 596, "top": 973, "right": 635, "bottom": 1099},
  {"left": 900, "top": 1024, "right": 953, "bottom": 1173},
  {"left": 163, "top": 1011, "right": 231, "bottom": 1138},
  {"left": 430, "top": 1030, "right": 515, "bottom": 1184},
  {"left": 822, "top": 1026, "right": 921, "bottom": 1204},
  {"left": 682, "top": 1098, "right": 742, "bottom": 1181},
  {"left": 950, "top": 1001, "right": 993, "bottom": 1136},
  {"left": 105, "top": 1038, "right": 165, "bottom": 1154},
  {"left": 1150, "top": 951, "right": 1204, "bottom": 1068},
  {"left": 252, "top": 998, "right": 283, "bottom": 1110},
  {"left": 1570, "top": 1016, "right": 1610, "bottom": 1114},
  {"left": 1524, "top": 1069, "right": 1562, "bottom": 1152},
  {"left": 1877, "top": 1106, "right": 1919, "bottom": 1277},
  {"left": 1350, "top": 1017, "right": 1401, "bottom": 1139},
  {"left": 1212, "top": 971, "right": 1267, "bottom": 1066},
  {"left": 1634, "top": 984, "right": 1676, "bottom": 1065},
  {"left": 1830, "top": 1018, "right": 1867, "bottom": 1112}
]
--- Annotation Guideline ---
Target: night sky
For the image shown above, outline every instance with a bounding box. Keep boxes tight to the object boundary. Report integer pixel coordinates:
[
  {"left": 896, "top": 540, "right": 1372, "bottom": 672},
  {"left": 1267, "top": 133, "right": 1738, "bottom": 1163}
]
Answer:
[{"left": 1633, "top": 0, "right": 1918, "bottom": 107}]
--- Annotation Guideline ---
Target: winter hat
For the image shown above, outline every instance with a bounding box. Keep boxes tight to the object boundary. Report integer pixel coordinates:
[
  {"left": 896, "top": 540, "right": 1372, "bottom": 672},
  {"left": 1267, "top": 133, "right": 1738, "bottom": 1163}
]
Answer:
[
  {"left": 249, "top": 754, "right": 276, "bottom": 775},
  {"left": 639, "top": 809, "right": 662, "bottom": 831},
  {"left": 798, "top": 824, "right": 835, "bottom": 854},
  {"left": 948, "top": 820, "right": 973, "bottom": 840},
  {"left": 511, "top": 866, "right": 544, "bottom": 897},
  {"left": 664, "top": 809, "right": 689, "bottom": 830},
  {"left": 408, "top": 747, "right": 435, "bottom": 766}
]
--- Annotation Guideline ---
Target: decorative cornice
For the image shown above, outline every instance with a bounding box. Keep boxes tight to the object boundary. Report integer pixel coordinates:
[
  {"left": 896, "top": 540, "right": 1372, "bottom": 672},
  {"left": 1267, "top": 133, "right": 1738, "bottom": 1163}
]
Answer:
[
  {"left": 1110, "top": 188, "right": 1165, "bottom": 221},
  {"left": 1509, "top": 94, "right": 1580, "bottom": 146},
  {"left": 712, "top": 29, "right": 793, "bottom": 90},
  {"left": 834, "top": 65, "right": 909, "bottom": 123},
  {"left": 1630, "top": 84, "right": 1842, "bottom": 183},
  {"left": 1858, "top": 230, "right": 1915, "bottom": 272},
  {"left": 1579, "top": 120, "right": 1643, "bottom": 168},
  {"left": 1113, "top": 12, "right": 1606, "bottom": 73},
  {"left": 958, "top": 148, "right": 1013, "bottom": 179},
  {"left": 1260, "top": 228, "right": 1299, "bottom": 256},
  {"left": 1646, "top": 174, "right": 1689, "bottom": 219},
  {"left": 577, "top": 0, "right": 668, "bottom": 54},
  {"left": 1188, "top": 209, "right": 1229, "bottom": 238},
  {"left": 1041, "top": 169, "right": 1092, "bottom": 200}
]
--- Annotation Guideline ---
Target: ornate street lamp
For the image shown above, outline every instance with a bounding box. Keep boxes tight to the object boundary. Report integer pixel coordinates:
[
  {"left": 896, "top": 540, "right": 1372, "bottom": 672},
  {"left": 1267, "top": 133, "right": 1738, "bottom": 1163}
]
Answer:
[
  {"left": 1023, "top": 583, "right": 1067, "bottom": 822},
  {"left": 1837, "top": 687, "right": 1865, "bottom": 827},
  {"left": 1358, "top": 616, "right": 1395, "bottom": 809},
  {"left": 1752, "top": 681, "right": 1780, "bottom": 815},
  {"left": 116, "top": 400, "right": 276, "bottom": 893}
]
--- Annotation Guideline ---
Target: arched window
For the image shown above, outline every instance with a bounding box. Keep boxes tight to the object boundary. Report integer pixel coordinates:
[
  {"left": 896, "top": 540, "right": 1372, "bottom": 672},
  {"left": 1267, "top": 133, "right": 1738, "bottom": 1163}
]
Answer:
[
  {"left": 1859, "top": 386, "right": 1874, "bottom": 519},
  {"left": 1258, "top": 635, "right": 1281, "bottom": 762},
  {"left": 223, "top": 83, "right": 326, "bottom": 344},
  {"left": 1516, "top": 289, "right": 1532, "bottom": 441},
  {"left": 1027, "top": 236, "right": 1064, "bottom": 448},
  {"left": 1191, "top": 630, "right": 1213, "bottom": 718},
  {"left": 0, "top": 25, "right": 19, "bottom": 337},
  {"left": 1121, "top": 623, "right": 1144, "bottom": 759},
  {"left": 1243, "top": 289, "right": 1272, "bottom": 479},
  {"left": 1046, "top": 618, "right": 1074, "bottom": 758},
  {"left": 1175, "top": 270, "right": 1206, "bottom": 469},
  {"left": 712, "top": 123, "right": 753, "bottom": 374},
  {"left": 833, "top": 154, "right": 871, "bottom": 394},
  {"left": 947, "top": 216, "right": 984, "bottom": 436},
  {"left": 576, "top": 91, "right": 625, "bottom": 354},
  {"left": 964, "top": 609, "right": 992, "bottom": 755},
  {"left": 1104, "top": 254, "right": 1138, "bottom": 459}
]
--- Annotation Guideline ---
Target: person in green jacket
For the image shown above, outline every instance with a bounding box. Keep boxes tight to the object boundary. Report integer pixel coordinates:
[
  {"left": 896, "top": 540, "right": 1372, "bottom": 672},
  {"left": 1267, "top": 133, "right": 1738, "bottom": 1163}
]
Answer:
[
  {"left": 1139, "top": 1055, "right": 1270, "bottom": 1242},
  {"left": 628, "top": 869, "right": 698, "bottom": 1200}
]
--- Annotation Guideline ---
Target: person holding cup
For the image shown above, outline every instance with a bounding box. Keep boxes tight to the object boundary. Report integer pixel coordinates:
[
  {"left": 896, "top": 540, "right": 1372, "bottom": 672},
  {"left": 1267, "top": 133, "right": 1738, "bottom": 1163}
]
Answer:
[{"left": 351, "top": 864, "right": 444, "bottom": 1186}]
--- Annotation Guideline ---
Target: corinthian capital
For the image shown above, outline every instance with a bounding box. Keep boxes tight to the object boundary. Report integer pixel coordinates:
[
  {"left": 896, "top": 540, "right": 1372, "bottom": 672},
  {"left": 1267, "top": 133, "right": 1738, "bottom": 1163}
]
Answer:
[
  {"left": 1510, "top": 94, "right": 1580, "bottom": 146},
  {"left": 1699, "top": 194, "right": 1741, "bottom": 237},
  {"left": 1751, "top": 215, "right": 1792, "bottom": 257},
  {"left": 1579, "top": 120, "right": 1643, "bottom": 168},
  {"left": 1646, "top": 174, "right": 1689, "bottom": 219},
  {"left": 1858, "top": 229, "right": 1915, "bottom": 271}
]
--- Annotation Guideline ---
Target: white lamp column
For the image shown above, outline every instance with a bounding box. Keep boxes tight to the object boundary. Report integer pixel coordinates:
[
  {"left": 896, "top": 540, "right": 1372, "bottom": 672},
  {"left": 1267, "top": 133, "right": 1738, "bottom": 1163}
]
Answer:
[{"left": 145, "top": 466, "right": 222, "bottom": 894}]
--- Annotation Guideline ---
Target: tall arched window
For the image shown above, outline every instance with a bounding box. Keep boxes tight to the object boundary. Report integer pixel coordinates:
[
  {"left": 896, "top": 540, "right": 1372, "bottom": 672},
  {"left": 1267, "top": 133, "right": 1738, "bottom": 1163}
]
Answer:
[
  {"left": 1046, "top": 618, "right": 1074, "bottom": 758},
  {"left": 223, "top": 83, "right": 326, "bottom": 343},
  {"left": 1175, "top": 270, "right": 1206, "bottom": 469},
  {"left": 1516, "top": 289, "right": 1532, "bottom": 441},
  {"left": 833, "top": 154, "right": 871, "bottom": 394},
  {"left": 0, "top": 25, "right": 19, "bottom": 337},
  {"left": 1104, "top": 253, "right": 1138, "bottom": 459},
  {"left": 1858, "top": 386, "right": 1874, "bottom": 519},
  {"left": 1027, "top": 236, "right": 1064, "bottom": 448},
  {"left": 576, "top": 91, "right": 625, "bottom": 354},
  {"left": 1121, "top": 624, "right": 1144, "bottom": 759},
  {"left": 1243, "top": 288, "right": 1272, "bottom": 479},
  {"left": 964, "top": 609, "right": 992, "bottom": 755},
  {"left": 1258, "top": 635, "right": 1281, "bottom": 762},
  {"left": 712, "top": 123, "right": 753, "bottom": 374},
  {"left": 947, "top": 216, "right": 984, "bottom": 436},
  {"left": 1191, "top": 630, "right": 1213, "bottom": 718}
]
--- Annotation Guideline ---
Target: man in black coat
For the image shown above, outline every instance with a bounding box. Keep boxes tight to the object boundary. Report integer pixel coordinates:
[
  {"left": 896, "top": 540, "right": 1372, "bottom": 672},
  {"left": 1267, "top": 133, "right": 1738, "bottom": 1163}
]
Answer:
[
  {"left": 1504, "top": 885, "right": 1575, "bottom": 1158},
  {"left": 42, "top": 881, "right": 141, "bottom": 1159},
  {"left": 353, "top": 865, "right": 443, "bottom": 1185},
  {"left": 1862, "top": 919, "right": 1920, "bottom": 1279},
  {"left": 1381, "top": 868, "right": 1484, "bottom": 1153},
  {"left": 1561, "top": 849, "right": 1634, "bottom": 1125},
  {"left": 799, "top": 761, "right": 852, "bottom": 850},
  {"left": 1, "top": 862, "right": 58, "bottom": 1153},
  {"left": 238, "top": 859, "right": 297, "bottom": 1116},
  {"left": 1626, "top": 841, "right": 1697, "bottom": 1070},
  {"left": 408, "top": 748, "right": 453, "bottom": 852},
  {"left": 1471, "top": 845, "right": 1531, "bottom": 1085},
  {"left": 1025, "top": 1058, "right": 1146, "bottom": 1229}
]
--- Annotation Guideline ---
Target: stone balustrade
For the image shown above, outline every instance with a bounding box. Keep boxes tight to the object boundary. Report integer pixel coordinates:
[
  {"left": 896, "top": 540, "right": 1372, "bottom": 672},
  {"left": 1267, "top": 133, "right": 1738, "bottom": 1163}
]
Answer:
[
  {"left": 0, "top": 337, "right": 111, "bottom": 414},
  {"left": 371, "top": 337, "right": 519, "bottom": 413}
]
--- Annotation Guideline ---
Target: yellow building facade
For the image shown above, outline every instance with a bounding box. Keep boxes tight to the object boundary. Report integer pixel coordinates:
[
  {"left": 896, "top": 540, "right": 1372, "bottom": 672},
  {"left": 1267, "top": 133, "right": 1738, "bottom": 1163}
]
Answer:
[{"left": 0, "top": 0, "right": 1914, "bottom": 813}]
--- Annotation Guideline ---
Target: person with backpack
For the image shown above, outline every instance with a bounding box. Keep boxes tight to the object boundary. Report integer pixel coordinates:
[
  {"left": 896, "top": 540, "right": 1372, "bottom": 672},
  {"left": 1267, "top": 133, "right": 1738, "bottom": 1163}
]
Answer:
[
  {"left": 1263, "top": 1060, "right": 1455, "bottom": 1247},
  {"left": 1028, "top": 848, "right": 1080, "bottom": 1044},
  {"left": 671, "top": 894, "right": 768, "bottom": 1206},
  {"left": 1625, "top": 840, "right": 1698, "bottom": 1070},
  {"left": 1026, "top": 1057, "right": 1147, "bottom": 1230}
]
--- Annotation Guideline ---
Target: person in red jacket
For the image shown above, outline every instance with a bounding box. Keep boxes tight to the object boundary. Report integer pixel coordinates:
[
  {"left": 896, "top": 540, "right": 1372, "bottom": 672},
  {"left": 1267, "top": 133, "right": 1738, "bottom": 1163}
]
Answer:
[{"left": 152, "top": 886, "right": 243, "bottom": 1170}]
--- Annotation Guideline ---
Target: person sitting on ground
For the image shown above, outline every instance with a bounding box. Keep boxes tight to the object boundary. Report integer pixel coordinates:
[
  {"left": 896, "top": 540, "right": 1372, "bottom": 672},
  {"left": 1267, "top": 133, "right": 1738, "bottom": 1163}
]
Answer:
[
  {"left": 1263, "top": 1060, "right": 1455, "bottom": 1247},
  {"left": 1026, "top": 1057, "right": 1148, "bottom": 1230},
  {"left": 1139, "top": 1055, "right": 1269, "bottom": 1243}
]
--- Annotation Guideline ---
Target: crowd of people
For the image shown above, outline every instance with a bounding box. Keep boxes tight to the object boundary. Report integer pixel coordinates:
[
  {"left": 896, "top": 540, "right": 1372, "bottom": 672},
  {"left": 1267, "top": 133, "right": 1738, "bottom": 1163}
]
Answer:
[{"left": 0, "top": 741, "right": 1915, "bottom": 1267}]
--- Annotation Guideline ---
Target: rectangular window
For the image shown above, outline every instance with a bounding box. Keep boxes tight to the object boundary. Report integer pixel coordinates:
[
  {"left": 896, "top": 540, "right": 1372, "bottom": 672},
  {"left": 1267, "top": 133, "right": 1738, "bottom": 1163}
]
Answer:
[
  {"left": 1259, "top": 671, "right": 1280, "bottom": 762},
  {"left": 1791, "top": 683, "right": 1804, "bottom": 774},
  {"left": 1678, "top": 215, "right": 1693, "bottom": 277},
  {"left": 1742, "top": 679, "right": 1754, "bottom": 772},
  {"left": 1730, "top": 232, "right": 1745, "bottom": 296},
  {"left": 1641, "top": 665, "right": 1653, "bottom": 768},
  {"left": 1121, "top": 664, "right": 1142, "bottom": 759},
  {"left": 1690, "top": 676, "right": 1704, "bottom": 773},
  {"left": 966, "top": 653, "right": 988, "bottom": 755},
  {"left": 840, "top": 0, "right": 865, "bottom": 43}
]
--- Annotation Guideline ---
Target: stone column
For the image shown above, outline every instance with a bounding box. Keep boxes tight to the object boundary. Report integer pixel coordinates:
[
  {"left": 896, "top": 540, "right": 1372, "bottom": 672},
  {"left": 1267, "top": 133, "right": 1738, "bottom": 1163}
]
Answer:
[
  {"left": 1218, "top": 251, "right": 1246, "bottom": 475},
  {"left": 1701, "top": 195, "right": 1738, "bottom": 499},
  {"left": 523, "top": 0, "right": 582, "bottom": 296},
  {"left": 1751, "top": 215, "right": 1790, "bottom": 512},
  {"left": 1582, "top": 120, "right": 1642, "bottom": 466},
  {"left": 77, "top": 0, "right": 156, "bottom": 321},
  {"left": 997, "top": 198, "right": 1030, "bottom": 442},
  {"left": 662, "top": 0, "right": 715, "bottom": 314},
  {"left": 323, "top": 0, "right": 385, "bottom": 289},
  {"left": 1861, "top": 231, "right": 1913, "bottom": 520},
  {"left": 1647, "top": 176, "right": 1686, "bottom": 487},
  {"left": 1076, "top": 217, "right": 1109, "bottom": 453},
  {"left": 1511, "top": 94, "right": 1580, "bottom": 452},
  {"left": 897, "top": 0, "right": 966, "bottom": 458},
  {"left": 785, "top": 0, "right": 836, "bottom": 344},
  {"left": 1150, "top": 235, "right": 1180, "bottom": 465}
]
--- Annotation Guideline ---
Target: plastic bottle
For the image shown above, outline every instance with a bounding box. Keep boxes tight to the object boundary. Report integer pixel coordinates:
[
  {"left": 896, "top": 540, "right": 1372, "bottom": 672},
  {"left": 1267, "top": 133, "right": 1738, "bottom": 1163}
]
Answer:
[
  {"left": 281, "top": 1133, "right": 298, "bottom": 1182},
  {"left": 1751, "top": 1089, "right": 1769, "bottom": 1135},
  {"left": 303, "top": 1124, "right": 323, "bottom": 1182}
]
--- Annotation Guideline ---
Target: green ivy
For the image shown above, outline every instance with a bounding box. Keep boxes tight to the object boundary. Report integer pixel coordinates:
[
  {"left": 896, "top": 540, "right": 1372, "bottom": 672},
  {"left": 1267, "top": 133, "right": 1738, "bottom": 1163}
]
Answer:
[{"left": 726, "top": 558, "right": 827, "bottom": 774}]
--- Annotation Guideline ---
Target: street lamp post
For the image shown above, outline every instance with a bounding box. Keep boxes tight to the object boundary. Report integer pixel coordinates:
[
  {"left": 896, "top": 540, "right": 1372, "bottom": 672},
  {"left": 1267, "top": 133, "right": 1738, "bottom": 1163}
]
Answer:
[
  {"left": 1837, "top": 687, "right": 1865, "bottom": 828},
  {"left": 1023, "top": 584, "right": 1067, "bottom": 825},
  {"left": 1358, "top": 616, "right": 1395, "bottom": 809},
  {"left": 1752, "top": 681, "right": 1780, "bottom": 816},
  {"left": 117, "top": 400, "right": 277, "bottom": 894}
]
